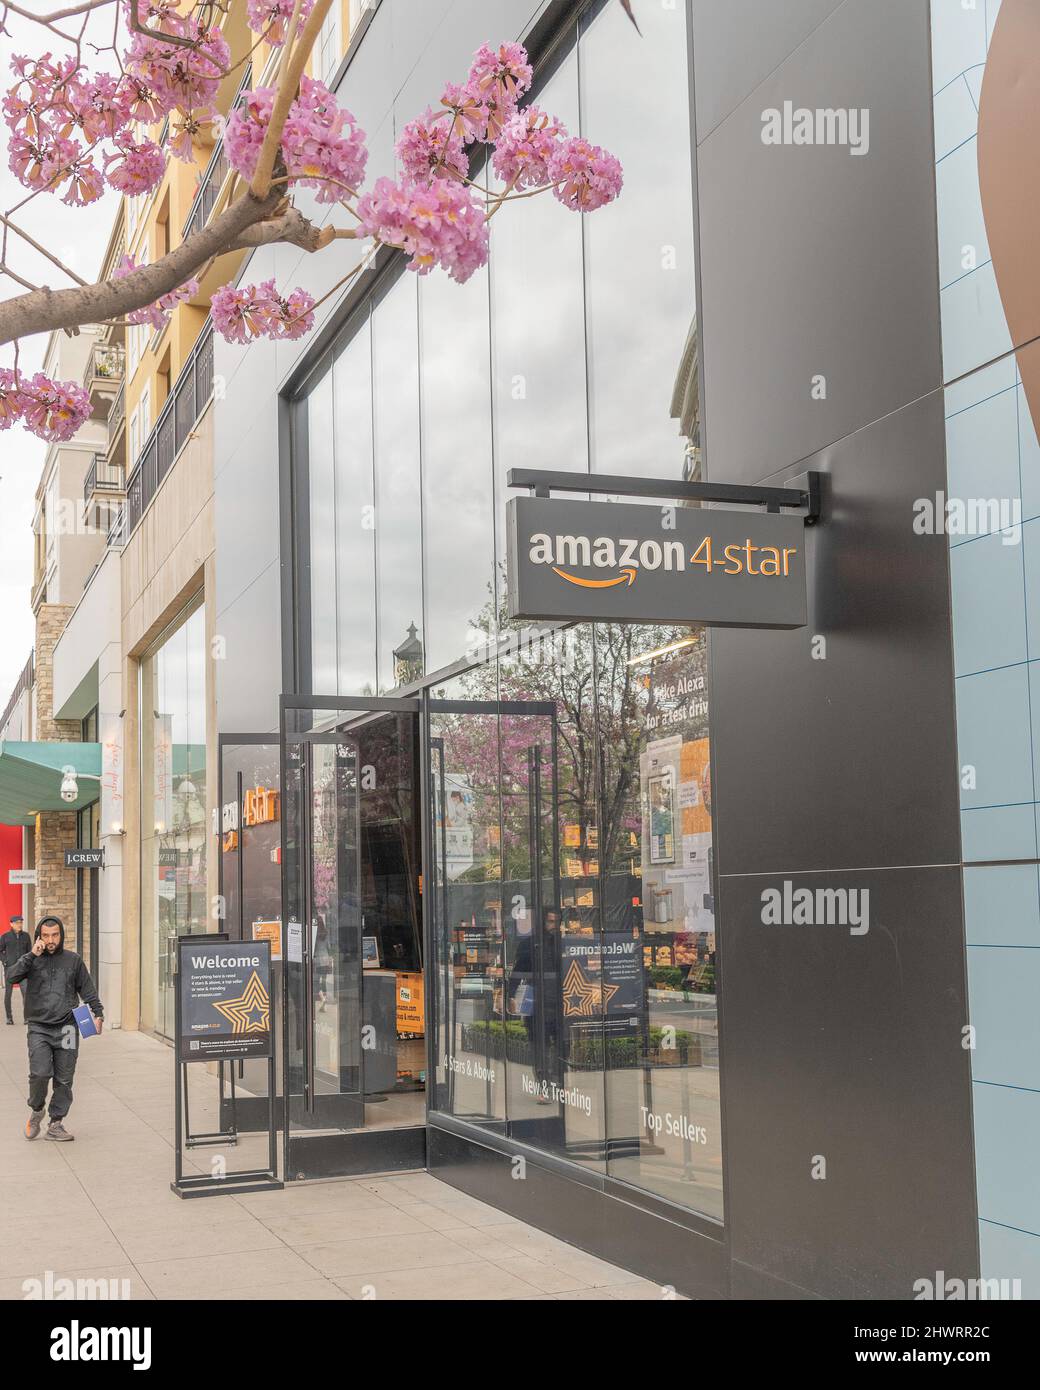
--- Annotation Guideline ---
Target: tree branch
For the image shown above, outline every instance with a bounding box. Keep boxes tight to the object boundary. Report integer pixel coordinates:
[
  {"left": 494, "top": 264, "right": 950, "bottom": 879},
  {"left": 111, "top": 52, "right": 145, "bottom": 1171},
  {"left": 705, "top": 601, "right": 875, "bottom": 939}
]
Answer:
[
  {"left": 1, "top": 0, "right": 116, "bottom": 23},
  {"left": 250, "top": 0, "right": 333, "bottom": 200},
  {"left": 0, "top": 214, "right": 87, "bottom": 285},
  {"left": 0, "top": 185, "right": 290, "bottom": 345},
  {"left": 228, "top": 205, "right": 337, "bottom": 253}
]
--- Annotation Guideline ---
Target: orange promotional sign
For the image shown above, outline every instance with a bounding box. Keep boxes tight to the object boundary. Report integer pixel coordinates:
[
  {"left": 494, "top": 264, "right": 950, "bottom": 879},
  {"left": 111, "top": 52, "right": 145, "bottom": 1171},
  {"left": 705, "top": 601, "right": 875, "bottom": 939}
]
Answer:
[
  {"left": 396, "top": 971, "right": 425, "bottom": 1036},
  {"left": 251, "top": 919, "right": 282, "bottom": 961},
  {"left": 243, "top": 786, "right": 279, "bottom": 827}
]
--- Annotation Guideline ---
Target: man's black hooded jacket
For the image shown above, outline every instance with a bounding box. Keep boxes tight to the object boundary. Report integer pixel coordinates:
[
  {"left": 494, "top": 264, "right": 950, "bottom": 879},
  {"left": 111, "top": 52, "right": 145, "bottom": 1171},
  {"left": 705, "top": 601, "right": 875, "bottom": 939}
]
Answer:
[{"left": 7, "top": 919, "right": 104, "bottom": 1028}]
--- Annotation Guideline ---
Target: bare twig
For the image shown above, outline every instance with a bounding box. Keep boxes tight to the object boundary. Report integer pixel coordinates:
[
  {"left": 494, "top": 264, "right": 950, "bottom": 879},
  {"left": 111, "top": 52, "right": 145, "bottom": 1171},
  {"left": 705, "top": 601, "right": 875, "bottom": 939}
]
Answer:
[{"left": 0, "top": 214, "right": 87, "bottom": 285}]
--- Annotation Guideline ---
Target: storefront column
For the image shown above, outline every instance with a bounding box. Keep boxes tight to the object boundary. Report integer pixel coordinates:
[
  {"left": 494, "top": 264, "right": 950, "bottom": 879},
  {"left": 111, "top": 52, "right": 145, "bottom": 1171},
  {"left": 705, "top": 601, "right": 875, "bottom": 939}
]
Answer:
[{"left": 97, "top": 634, "right": 125, "bottom": 1027}]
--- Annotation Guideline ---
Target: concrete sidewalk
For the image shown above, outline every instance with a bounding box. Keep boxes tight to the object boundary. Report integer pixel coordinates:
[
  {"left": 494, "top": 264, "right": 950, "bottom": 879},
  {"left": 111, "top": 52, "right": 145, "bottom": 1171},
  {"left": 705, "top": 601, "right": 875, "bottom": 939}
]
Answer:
[{"left": 0, "top": 1007, "right": 667, "bottom": 1301}]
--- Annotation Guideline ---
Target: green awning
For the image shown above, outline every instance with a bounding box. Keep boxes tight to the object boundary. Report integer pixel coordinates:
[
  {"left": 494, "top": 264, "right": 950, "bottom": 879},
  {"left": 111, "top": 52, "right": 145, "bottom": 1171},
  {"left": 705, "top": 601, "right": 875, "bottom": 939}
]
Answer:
[{"left": 0, "top": 741, "right": 101, "bottom": 826}]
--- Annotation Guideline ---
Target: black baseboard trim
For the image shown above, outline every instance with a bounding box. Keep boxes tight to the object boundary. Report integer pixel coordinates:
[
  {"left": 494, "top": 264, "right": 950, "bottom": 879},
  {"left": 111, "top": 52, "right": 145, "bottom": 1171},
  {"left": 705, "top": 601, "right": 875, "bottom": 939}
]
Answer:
[
  {"left": 286, "top": 1125, "right": 427, "bottom": 1180},
  {"left": 427, "top": 1119, "right": 728, "bottom": 1299}
]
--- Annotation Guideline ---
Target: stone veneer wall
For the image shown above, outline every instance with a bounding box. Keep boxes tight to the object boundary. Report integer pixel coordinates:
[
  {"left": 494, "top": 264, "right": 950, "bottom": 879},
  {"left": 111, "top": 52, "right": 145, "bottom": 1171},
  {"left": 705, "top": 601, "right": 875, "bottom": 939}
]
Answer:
[
  {"left": 34, "top": 812, "right": 78, "bottom": 934},
  {"left": 34, "top": 603, "right": 79, "bottom": 742}
]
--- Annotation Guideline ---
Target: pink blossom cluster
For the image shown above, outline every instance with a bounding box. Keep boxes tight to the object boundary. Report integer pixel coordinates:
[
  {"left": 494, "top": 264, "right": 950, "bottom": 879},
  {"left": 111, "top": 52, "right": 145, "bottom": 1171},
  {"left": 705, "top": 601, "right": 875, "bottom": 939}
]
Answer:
[
  {"left": 113, "top": 254, "right": 200, "bottom": 331},
  {"left": 224, "top": 76, "right": 367, "bottom": 203},
  {"left": 396, "top": 107, "right": 469, "bottom": 184},
  {"left": 211, "top": 280, "right": 316, "bottom": 345},
  {"left": 104, "top": 134, "right": 166, "bottom": 195},
  {"left": 246, "top": 0, "right": 316, "bottom": 47},
  {"left": 491, "top": 104, "right": 567, "bottom": 189},
  {"left": 0, "top": 368, "right": 90, "bottom": 443},
  {"left": 2, "top": 12, "right": 230, "bottom": 206},
  {"left": 440, "top": 41, "right": 533, "bottom": 143},
  {"left": 547, "top": 136, "right": 623, "bottom": 211},
  {"left": 356, "top": 176, "right": 489, "bottom": 283},
  {"left": 124, "top": 12, "right": 229, "bottom": 123}
]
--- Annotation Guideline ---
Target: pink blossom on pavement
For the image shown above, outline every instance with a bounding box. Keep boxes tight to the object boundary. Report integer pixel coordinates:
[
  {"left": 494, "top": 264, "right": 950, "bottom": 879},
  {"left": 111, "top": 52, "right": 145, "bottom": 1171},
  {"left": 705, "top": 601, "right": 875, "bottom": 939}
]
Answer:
[
  {"left": 491, "top": 105, "right": 567, "bottom": 189},
  {"left": 357, "top": 175, "right": 489, "bottom": 283},
  {"left": 396, "top": 107, "right": 469, "bottom": 184},
  {"left": 548, "top": 135, "right": 623, "bottom": 212}
]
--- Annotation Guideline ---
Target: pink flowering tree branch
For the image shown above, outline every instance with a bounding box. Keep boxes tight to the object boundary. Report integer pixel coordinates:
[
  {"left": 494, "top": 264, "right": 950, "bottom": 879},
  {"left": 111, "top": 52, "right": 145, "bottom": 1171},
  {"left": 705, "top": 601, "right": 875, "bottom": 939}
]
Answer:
[{"left": 0, "top": 0, "right": 631, "bottom": 441}]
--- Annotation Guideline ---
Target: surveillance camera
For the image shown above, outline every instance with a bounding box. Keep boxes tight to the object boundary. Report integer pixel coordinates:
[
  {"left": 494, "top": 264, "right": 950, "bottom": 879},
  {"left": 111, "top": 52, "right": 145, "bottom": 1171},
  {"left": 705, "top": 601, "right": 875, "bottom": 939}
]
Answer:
[{"left": 60, "top": 766, "right": 78, "bottom": 803}]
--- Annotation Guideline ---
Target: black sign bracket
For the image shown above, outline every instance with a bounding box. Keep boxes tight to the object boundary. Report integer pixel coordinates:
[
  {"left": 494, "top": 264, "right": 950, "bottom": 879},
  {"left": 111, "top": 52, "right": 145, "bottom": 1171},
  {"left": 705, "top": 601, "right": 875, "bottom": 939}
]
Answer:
[{"left": 507, "top": 468, "right": 822, "bottom": 526}]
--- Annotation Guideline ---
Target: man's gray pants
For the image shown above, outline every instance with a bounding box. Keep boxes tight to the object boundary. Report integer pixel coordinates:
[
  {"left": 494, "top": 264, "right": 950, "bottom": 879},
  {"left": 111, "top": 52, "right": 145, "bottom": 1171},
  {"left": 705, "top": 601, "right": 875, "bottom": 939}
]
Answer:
[{"left": 27, "top": 1024, "right": 79, "bottom": 1119}]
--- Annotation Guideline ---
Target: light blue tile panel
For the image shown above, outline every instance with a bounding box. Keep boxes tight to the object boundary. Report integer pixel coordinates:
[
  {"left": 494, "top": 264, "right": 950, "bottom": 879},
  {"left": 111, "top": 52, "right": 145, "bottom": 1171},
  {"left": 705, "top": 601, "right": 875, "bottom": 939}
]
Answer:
[
  {"left": 1023, "top": 522, "right": 1040, "bottom": 657},
  {"left": 963, "top": 863, "right": 1040, "bottom": 947},
  {"left": 932, "top": 0, "right": 1013, "bottom": 384},
  {"left": 940, "top": 264, "right": 1014, "bottom": 386},
  {"left": 935, "top": 137, "right": 990, "bottom": 291},
  {"left": 1020, "top": 377, "right": 1040, "bottom": 525},
  {"left": 979, "top": 1220, "right": 1040, "bottom": 1301},
  {"left": 962, "top": 805, "right": 1037, "bottom": 864},
  {"left": 945, "top": 369, "right": 1022, "bottom": 545},
  {"left": 968, "top": 946, "right": 1040, "bottom": 1092},
  {"left": 950, "top": 533, "right": 1026, "bottom": 676},
  {"left": 956, "top": 663, "right": 1035, "bottom": 810},
  {"left": 931, "top": 0, "right": 989, "bottom": 93},
  {"left": 972, "top": 1080, "right": 1040, "bottom": 1239}
]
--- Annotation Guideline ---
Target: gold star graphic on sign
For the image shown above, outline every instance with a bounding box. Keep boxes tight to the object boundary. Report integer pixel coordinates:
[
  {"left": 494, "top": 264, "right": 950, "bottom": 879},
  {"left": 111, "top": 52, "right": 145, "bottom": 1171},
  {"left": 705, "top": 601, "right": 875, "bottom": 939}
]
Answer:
[
  {"left": 561, "top": 960, "right": 619, "bottom": 1018},
  {"left": 212, "top": 970, "right": 270, "bottom": 1035}
]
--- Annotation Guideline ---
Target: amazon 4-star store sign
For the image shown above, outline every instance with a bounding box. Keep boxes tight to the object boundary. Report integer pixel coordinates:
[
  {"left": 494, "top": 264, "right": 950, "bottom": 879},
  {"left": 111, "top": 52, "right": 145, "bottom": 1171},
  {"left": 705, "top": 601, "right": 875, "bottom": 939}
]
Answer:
[{"left": 506, "top": 497, "right": 807, "bottom": 628}]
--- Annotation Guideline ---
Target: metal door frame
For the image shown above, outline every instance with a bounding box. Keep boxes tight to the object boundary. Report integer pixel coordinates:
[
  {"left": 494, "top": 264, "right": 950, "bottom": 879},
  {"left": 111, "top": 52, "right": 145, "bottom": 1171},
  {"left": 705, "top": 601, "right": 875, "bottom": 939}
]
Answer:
[{"left": 279, "top": 694, "right": 426, "bottom": 1180}]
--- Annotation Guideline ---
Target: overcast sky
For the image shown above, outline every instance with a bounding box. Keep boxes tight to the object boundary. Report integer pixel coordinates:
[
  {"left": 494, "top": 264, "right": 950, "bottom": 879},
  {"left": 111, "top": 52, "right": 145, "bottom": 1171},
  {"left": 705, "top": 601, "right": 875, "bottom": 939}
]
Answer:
[{"left": 0, "top": 6, "right": 117, "bottom": 709}]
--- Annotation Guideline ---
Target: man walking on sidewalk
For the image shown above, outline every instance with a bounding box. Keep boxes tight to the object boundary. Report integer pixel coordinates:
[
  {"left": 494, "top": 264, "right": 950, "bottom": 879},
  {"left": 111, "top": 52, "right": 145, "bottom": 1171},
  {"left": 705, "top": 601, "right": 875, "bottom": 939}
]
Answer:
[
  {"left": 7, "top": 916, "right": 103, "bottom": 1142},
  {"left": 0, "top": 915, "right": 31, "bottom": 1024}
]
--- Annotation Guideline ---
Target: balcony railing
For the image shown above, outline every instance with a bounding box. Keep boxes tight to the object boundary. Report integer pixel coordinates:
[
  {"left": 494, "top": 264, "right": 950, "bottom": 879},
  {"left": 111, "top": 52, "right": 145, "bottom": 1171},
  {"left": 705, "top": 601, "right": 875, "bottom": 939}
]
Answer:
[
  {"left": 84, "top": 453, "right": 125, "bottom": 505},
  {"left": 0, "top": 651, "right": 33, "bottom": 737},
  {"left": 115, "top": 318, "right": 214, "bottom": 544},
  {"left": 108, "top": 378, "right": 125, "bottom": 441},
  {"left": 182, "top": 63, "right": 251, "bottom": 242},
  {"left": 88, "top": 342, "right": 124, "bottom": 384}
]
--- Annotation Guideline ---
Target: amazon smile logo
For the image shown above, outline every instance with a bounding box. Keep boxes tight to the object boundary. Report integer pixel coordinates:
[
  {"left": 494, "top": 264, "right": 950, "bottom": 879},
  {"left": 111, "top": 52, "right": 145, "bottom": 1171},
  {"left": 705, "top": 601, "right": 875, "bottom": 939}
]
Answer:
[{"left": 552, "top": 564, "right": 637, "bottom": 589}]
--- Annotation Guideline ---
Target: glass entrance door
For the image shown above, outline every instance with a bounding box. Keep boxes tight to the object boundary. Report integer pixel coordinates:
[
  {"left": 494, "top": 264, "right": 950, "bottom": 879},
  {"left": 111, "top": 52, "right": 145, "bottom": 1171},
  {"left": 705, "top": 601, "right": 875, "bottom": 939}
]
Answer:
[{"left": 281, "top": 697, "right": 425, "bottom": 1179}]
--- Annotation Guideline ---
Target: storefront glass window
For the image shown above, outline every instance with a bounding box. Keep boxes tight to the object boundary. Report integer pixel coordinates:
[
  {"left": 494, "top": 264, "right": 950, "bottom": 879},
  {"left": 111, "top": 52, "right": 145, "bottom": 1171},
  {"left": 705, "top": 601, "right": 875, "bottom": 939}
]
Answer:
[
  {"left": 296, "top": 0, "right": 709, "bottom": 1217},
  {"left": 581, "top": 0, "right": 698, "bottom": 482},
  {"left": 140, "top": 601, "right": 208, "bottom": 1037},
  {"left": 598, "top": 622, "right": 721, "bottom": 1219},
  {"left": 420, "top": 266, "right": 495, "bottom": 673},
  {"left": 373, "top": 275, "right": 423, "bottom": 692},
  {"left": 334, "top": 319, "right": 377, "bottom": 695},
  {"left": 428, "top": 666, "right": 507, "bottom": 1130},
  {"left": 308, "top": 372, "right": 338, "bottom": 693}
]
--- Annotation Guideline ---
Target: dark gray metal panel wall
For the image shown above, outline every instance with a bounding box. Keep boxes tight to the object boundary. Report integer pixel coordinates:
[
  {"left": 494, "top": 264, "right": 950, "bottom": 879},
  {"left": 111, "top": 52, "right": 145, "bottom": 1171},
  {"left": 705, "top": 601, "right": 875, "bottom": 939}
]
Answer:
[
  {"left": 690, "top": 0, "right": 844, "bottom": 141},
  {"left": 694, "top": 0, "right": 978, "bottom": 1296},
  {"left": 696, "top": 0, "right": 942, "bottom": 485}
]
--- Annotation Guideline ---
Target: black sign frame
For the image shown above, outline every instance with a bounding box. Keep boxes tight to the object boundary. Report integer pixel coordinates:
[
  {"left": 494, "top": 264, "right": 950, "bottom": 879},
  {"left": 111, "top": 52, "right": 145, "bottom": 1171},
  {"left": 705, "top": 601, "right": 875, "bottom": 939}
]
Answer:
[
  {"left": 64, "top": 847, "right": 103, "bottom": 869},
  {"left": 172, "top": 934, "right": 282, "bottom": 1198}
]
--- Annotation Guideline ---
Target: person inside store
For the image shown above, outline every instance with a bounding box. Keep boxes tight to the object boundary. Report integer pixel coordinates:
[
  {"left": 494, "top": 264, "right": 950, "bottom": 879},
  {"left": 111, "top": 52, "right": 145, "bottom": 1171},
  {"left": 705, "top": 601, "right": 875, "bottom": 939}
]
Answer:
[
  {"left": 509, "top": 905, "right": 563, "bottom": 1106},
  {"left": 8, "top": 916, "right": 103, "bottom": 1142},
  {"left": 0, "top": 914, "right": 31, "bottom": 1024}
]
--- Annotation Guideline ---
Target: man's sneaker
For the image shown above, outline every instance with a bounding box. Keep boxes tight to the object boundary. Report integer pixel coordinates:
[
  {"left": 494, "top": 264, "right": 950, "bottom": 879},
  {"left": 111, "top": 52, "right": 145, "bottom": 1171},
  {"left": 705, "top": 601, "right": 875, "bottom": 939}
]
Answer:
[
  {"left": 25, "top": 1109, "right": 43, "bottom": 1140},
  {"left": 44, "top": 1120, "right": 73, "bottom": 1142}
]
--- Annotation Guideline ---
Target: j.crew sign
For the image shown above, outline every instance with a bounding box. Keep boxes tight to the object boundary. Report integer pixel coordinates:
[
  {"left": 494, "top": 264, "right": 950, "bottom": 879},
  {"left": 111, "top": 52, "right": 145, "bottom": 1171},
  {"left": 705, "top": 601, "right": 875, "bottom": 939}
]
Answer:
[{"left": 506, "top": 497, "right": 807, "bottom": 629}]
